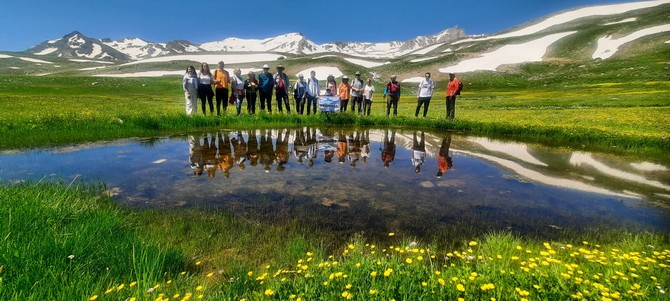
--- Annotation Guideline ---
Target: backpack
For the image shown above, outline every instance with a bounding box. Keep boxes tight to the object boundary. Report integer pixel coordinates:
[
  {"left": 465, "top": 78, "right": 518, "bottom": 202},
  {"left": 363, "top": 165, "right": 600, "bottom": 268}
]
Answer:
[
  {"left": 388, "top": 81, "right": 399, "bottom": 93},
  {"left": 456, "top": 82, "right": 463, "bottom": 95}
]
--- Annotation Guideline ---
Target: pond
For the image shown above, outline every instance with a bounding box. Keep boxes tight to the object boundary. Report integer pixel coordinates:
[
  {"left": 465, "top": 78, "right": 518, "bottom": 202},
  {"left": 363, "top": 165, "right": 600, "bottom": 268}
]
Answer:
[{"left": 1, "top": 127, "right": 669, "bottom": 240}]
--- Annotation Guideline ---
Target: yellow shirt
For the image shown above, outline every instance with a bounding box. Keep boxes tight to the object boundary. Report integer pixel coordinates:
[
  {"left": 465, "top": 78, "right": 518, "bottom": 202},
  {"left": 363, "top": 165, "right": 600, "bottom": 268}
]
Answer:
[{"left": 213, "top": 69, "right": 229, "bottom": 89}]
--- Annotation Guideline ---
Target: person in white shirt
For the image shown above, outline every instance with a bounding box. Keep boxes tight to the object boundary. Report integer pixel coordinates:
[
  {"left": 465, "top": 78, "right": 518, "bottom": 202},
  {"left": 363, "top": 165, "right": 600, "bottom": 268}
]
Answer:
[
  {"left": 197, "top": 62, "right": 215, "bottom": 115},
  {"left": 182, "top": 65, "right": 198, "bottom": 115},
  {"left": 350, "top": 71, "right": 365, "bottom": 114},
  {"left": 416, "top": 72, "right": 435, "bottom": 118},
  {"left": 362, "top": 78, "right": 375, "bottom": 116},
  {"left": 305, "top": 70, "right": 320, "bottom": 115}
]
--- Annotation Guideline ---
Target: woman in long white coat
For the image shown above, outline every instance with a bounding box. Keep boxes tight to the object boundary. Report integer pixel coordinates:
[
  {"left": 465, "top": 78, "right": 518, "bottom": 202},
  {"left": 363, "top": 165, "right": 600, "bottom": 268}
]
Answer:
[{"left": 182, "top": 65, "right": 198, "bottom": 115}]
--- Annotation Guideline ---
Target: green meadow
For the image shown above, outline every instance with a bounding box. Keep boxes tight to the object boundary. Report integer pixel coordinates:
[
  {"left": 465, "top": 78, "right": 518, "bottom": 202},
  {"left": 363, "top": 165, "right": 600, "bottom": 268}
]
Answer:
[{"left": 1, "top": 53, "right": 669, "bottom": 300}]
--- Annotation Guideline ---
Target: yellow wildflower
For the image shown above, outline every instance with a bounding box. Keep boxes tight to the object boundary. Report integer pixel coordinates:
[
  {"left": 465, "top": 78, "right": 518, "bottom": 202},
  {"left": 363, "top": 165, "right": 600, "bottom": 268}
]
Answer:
[
  {"left": 369, "top": 289, "right": 377, "bottom": 295},
  {"left": 89, "top": 295, "right": 98, "bottom": 301},
  {"left": 388, "top": 232, "right": 395, "bottom": 236},
  {"left": 438, "top": 278, "right": 446, "bottom": 286},
  {"left": 195, "top": 286, "right": 203, "bottom": 291},
  {"left": 469, "top": 241, "right": 477, "bottom": 247},
  {"left": 405, "top": 258, "right": 413, "bottom": 264},
  {"left": 457, "top": 283, "right": 465, "bottom": 292},
  {"left": 264, "top": 289, "right": 274, "bottom": 296},
  {"left": 371, "top": 271, "right": 377, "bottom": 277}
]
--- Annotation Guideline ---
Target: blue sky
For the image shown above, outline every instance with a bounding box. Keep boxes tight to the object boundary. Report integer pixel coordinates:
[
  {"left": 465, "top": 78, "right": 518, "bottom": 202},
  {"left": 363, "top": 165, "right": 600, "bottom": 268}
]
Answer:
[{"left": 1, "top": 0, "right": 635, "bottom": 52}]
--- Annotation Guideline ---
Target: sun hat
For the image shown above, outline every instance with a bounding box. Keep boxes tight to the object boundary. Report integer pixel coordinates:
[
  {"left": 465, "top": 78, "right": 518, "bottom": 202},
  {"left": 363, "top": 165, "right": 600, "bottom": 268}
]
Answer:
[{"left": 262, "top": 64, "right": 269, "bottom": 69}]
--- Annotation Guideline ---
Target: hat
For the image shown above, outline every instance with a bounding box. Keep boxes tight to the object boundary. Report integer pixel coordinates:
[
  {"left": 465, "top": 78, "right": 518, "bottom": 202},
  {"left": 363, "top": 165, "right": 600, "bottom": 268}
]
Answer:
[
  {"left": 298, "top": 74, "right": 304, "bottom": 78},
  {"left": 449, "top": 72, "right": 456, "bottom": 76},
  {"left": 342, "top": 75, "right": 349, "bottom": 80},
  {"left": 276, "top": 64, "right": 284, "bottom": 69},
  {"left": 355, "top": 71, "right": 361, "bottom": 75},
  {"left": 262, "top": 64, "right": 269, "bottom": 69},
  {"left": 391, "top": 74, "right": 397, "bottom": 78}
]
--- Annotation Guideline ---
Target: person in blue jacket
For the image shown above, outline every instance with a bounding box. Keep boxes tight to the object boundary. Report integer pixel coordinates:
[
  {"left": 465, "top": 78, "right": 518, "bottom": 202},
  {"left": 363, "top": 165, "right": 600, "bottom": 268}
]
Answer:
[{"left": 257, "top": 64, "right": 274, "bottom": 113}]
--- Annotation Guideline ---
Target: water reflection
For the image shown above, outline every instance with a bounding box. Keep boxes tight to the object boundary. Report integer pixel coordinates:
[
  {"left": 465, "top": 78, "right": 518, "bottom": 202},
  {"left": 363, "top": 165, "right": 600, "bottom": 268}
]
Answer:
[{"left": 0, "top": 128, "right": 668, "bottom": 239}]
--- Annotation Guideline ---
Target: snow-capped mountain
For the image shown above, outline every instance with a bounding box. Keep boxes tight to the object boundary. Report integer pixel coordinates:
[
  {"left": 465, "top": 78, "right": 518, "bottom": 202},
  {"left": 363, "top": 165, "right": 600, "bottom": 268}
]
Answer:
[
  {"left": 100, "top": 38, "right": 203, "bottom": 60},
  {"left": 200, "top": 33, "right": 321, "bottom": 54},
  {"left": 28, "top": 31, "right": 130, "bottom": 61}
]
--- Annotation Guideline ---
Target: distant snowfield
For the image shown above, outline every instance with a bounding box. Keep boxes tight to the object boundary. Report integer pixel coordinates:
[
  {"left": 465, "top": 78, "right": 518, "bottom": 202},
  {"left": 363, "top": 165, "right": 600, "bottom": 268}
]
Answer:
[
  {"left": 343, "top": 57, "right": 390, "bottom": 68},
  {"left": 80, "top": 66, "right": 107, "bottom": 71},
  {"left": 294, "top": 66, "right": 343, "bottom": 81},
  {"left": 454, "top": 0, "right": 670, "bottom": 44},
  {"left": 0, "top": 54, "right": 53, "bottom": 64},
  {"left": 439, "top": 31, "right": 576, "bottom": 74},
  {"left": 410, "top": 56, "right": 438, "bottom": 63},
  {"left": 119, "top": 53, "right": 284, "bottom": 67},
  {"left": 603, "top": 17, "right": 638, "bottom": 25},
  {"left": 592, "top": 24, "right": 670, "bottom": 59},
  {"left": 401, "top": 77, "right": 424, "bottom": 83},
  {"left": 69, "top": 59, "right": 116, "bottom": 64},
  {"left": 34, "top": 47, "right": 58, "bottom": 55},
  {"left": 410, "top": 43, "right": 444, "bottom": 55}
]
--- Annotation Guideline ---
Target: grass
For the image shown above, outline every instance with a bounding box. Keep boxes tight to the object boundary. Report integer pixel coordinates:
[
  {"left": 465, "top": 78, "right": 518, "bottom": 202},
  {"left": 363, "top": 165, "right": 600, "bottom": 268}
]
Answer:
[{"left": 1, "top": 183, "right": 668, "bottom": 300}]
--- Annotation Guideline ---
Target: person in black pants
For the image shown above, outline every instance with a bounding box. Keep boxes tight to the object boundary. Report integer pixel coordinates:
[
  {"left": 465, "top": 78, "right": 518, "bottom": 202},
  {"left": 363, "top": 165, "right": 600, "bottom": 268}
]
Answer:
[
  {"left": 274, "top": 64, "right": 291, "bottom": 114},
  {"left": 257, "top": 64, "right": 274, "bottom": 113},
  {"left": 197, "top": 62, "right": 214, "bottom": 115}
]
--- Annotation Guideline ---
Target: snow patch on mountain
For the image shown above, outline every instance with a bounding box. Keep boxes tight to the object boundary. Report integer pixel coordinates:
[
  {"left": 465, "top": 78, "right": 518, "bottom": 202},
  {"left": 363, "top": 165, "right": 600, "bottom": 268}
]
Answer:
[
  {"left": 34, "top": 47, "right": 59, "bottom": 55},
  {"left": 440, "top": 31, "right": 576, "bottom": 73},
  {"left": 454, "top": 0, "right": 669, "bottom": 44},
  {"left": 294, "top": 66, "right": 343, "bottom": 81},
  {"left": 593, "top": 24, "right": 670, "bottom": 59},
  {"left": 410, "top": 43, "right": 445, "bottom": 55},
  {"left": 603, "top": 17, "right": 638, "bottom": 25},
  {"left": 343, "top": 57, "right": 390, "bottom": 68}
]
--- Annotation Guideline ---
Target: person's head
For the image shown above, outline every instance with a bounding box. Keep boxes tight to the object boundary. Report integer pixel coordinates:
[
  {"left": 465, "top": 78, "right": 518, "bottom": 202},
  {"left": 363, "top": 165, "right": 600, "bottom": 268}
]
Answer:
[
  {"left": 449, "top": 72, "right": 456, "bottom": 80},
  {"left": 310, "top": 70, "right": 316, "bottom": 78},
  {"left": 234, "top": 68, "right": 241, "bottom": 76},
  {"left": 436, "top": 170, "right": 443, "bottom": 178},
  {"left": 218, "top": 61, "right": 225, "bottom": 69},
  {"left": 425, "top": 72, "right": 431, "bottom": 79},
  {"left": 415, "top": 165, "right": 421, "bottom": 173},
  {"left": 298, "top": 74, "right": 304, "bottom": 81},
  {"left": 186, "top": 65, "right": 196, "bottom": 75},
  {"left": 366, "top": 78, "right": 372, "bottom": 85},
  {"left": 262, "top": 64, "right": 270, "bottom": 72},
  {"left": 327, "top": 74, "right": 335, "bottom": 82},
  {"left": 276, "top": 64, "right": 285, "bottom": 73},
  {"left": 200, "top": 62, "right": 210, "bottom": 73},
  {"left": 342, "top": 75, "right": 349, "bottom": 82},
  {"left": 248, "top": 71, "right": 256, "bottom": 79},
  {"left": 355, "top": 71, "right": 361, "bottom": 79},
  {"left": 390, "top": 74, "right": 397, "bottom": 81}
]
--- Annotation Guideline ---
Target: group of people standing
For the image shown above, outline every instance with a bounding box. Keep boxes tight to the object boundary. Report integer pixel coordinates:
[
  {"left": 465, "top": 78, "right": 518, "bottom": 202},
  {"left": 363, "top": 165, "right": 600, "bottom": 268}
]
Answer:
[{"left": 183, "top": 62, "right": 463, "bottom": 119}]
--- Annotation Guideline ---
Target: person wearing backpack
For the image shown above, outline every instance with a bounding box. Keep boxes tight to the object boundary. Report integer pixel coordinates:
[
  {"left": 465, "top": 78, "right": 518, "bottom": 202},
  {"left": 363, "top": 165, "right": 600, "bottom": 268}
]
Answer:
[
  {"left": 446, "top": 72, "right": 463, "bottom": 119},
  {"left": 274, "top": 64, "right": 291, "bottom": 114},
  {"left": 293, "top": 74, "right": 308, "bottom": 115},
  {"left": 383, "top": 75, "right": 401, "bottom": 117},
  {"left": 350, "top": 71, "right": 365, "bottom": 114},
  {"left": 415, "top": 72, "right": 434, "bottom": 118}
]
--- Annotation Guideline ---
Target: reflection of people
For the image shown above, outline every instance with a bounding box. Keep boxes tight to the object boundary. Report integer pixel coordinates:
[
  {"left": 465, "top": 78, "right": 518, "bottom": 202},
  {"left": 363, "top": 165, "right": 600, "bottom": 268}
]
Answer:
[
  {"left": 274, "top": 65, "right": 291, "bottom": 114},
  {"left": 412, "top": 131, "right": 426, "bottom": 173},
  {"left": 275, "top": 129, "right": 290, "bottom": 171},
  {"left": 182, "top": 65, "right": 198, "bottom": 115},
  {"left": 380, "top": 129, "right": 396, "bottom": 168},
  {"left": 217, "top": 132, "right": 233, "bottom": 178},
  {"left": 437, "top": 134, "right": 453, "bottom": 178},
  {"left": 202, "top": 134, "right": 218, "bottom": 178},
  {"left": 337, "top": 132, "right": 348, "bottom": 164},
  {"left": 247, "top": 130, "right": 260, "bottom": 167},
  {"left": 189, "top": 135, "right": 204, "bottom": 176},
  {"left": 361, "top": 129, "right": 370, "bottom": 165},
  {"left": 292, "top": 128, "right": 308, "bottom": 163},
  {"left": 213, "top": 61, "right": 230, "bottom": 116},
  {"left": 232, "top": 131, "right": 247, "bottom": 171},
  {"left": 259, "top": 130, "right": 275, "bottom": 172},
  {"left": 306, "top": 127, "right": 318, "bottom": 166},
  {"left": 197, "top": 62, "right": 215, "bottom": 116},
  {"left": 348, "top": 131, "right": 362, "bottom": 167},
  {"left": 384, "top": 75, "right": 401, "bottom": 117},
  {"left": 446, "top": 72, "right": 463, "bottom": 119},
  {"left": 415, "top": 72, "right": 434, "bottom": 118}
]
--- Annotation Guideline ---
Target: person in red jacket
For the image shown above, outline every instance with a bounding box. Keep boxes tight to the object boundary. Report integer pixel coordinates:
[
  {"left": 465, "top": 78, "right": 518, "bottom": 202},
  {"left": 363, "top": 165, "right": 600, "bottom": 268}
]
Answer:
[{"left": 445, "top": 72, "right": 463, "bottom": 119}]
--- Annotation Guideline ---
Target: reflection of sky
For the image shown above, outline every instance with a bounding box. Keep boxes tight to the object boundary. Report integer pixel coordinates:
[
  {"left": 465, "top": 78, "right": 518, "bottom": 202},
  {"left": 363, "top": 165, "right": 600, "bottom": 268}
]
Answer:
[{"left": 0, "top": 129, "right": 668, "bottom": 235}]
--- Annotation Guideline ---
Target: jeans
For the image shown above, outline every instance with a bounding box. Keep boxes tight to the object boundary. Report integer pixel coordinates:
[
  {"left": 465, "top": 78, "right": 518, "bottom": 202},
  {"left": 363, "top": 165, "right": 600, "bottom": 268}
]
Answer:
[
  {"left": 446, "top": 96, "right": 456, "bottom": 119},
  {"left": 415, "top": 97, "right": 431, "bottom": 117}
]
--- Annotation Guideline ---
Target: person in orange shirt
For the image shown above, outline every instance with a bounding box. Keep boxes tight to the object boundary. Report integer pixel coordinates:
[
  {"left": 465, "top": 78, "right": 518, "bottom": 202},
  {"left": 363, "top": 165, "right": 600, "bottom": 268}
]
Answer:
[
  {"left": 338, "top": 76, "right": 351, "bottom": 112},
  {"left": 445, "top": 72, "right": 463, "bottom": 119},
  {"left": 213, "top": 61, "right": 230, "bottom": 116}
]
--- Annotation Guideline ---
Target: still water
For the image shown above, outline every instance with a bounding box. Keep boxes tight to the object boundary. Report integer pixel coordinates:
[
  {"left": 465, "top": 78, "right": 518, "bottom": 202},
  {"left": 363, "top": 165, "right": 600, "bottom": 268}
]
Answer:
[{"left": 1, "top": 128, "right": 669, "bottom": 238}]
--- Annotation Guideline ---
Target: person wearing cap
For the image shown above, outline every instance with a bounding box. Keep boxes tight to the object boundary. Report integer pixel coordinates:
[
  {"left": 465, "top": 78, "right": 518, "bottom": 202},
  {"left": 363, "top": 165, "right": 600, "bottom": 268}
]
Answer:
[
  {"left": 293, "top": 74, "right": 308, "bottom": 114},
  {"left": 416, "top": 72, "right": 434, "bottom": 118},
  {"left": 383, "top": 75, "right": 401, "bottom": 117},
  {"left": 305, "top": 70, "right": 320, "bottom": 115},
  {"left": 258, "top": 64, "right": 274, "bottom": 113},
  {"left": 213, "top": 61, "right": 230, "bottom": 116},
  {"left": 274, "top": 64, "right": 291, "bottom": 114},
  {"left": 338, "top": 76, "right": 351, "bottom": 112},
  {"left": 350, "top": 71, "right": 365, "bottom": 114},
  {"left": 445, "top": 72, "right": 463, "bottom": 119}
]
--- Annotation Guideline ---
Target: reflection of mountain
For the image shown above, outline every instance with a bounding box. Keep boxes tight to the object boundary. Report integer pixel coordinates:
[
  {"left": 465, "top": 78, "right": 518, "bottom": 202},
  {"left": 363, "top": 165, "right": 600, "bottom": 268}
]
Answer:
[{"left": 451, "top": 136, "right": 670, "bottom": 201}]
